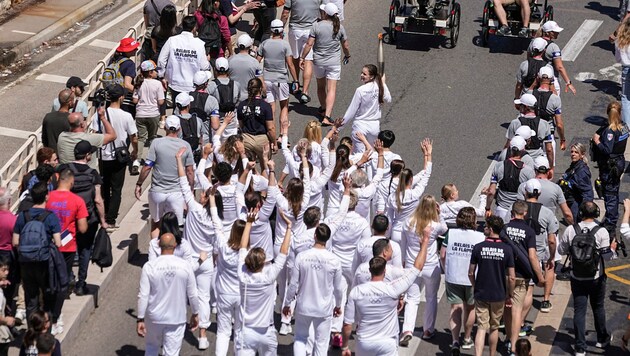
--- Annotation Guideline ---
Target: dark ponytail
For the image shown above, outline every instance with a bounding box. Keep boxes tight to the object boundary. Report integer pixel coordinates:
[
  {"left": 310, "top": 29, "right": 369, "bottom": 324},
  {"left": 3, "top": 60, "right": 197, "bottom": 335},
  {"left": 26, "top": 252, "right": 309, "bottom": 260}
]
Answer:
[
  {"left": 134, "top": 74, "right": 145, "bottom": 90},
  {"left": 364, "top": 64, "right": 384, "bottom": 104},
  {"left": 331, "top": 14, "right": 340, "bottom": 38}
]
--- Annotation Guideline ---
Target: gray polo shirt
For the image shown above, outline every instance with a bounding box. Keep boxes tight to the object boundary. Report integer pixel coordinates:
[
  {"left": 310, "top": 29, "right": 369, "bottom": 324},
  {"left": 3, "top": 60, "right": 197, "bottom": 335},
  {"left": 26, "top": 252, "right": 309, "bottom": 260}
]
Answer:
[
  {"left": 506, "top": 114, "right": 553, "bottom": 159},
  {"left": 543, "top": 41, "right": 563, "bottom": 78},
  {"left": 309, "top": 20, "right": 347, "bottom": 67},
  {"left": 516, "top": 178, "right": 566, "bottom": 213},
  {"left": 147, "top": 136, "right": 194, "bottom": 193},
  {"left": 528, "top": 203, "right": 559, "bottom": 261},
  {"left": 491, "top": 160, "right": 535, "bottom": 209},
  {"left": 228, "top": 54, "right": 263, "bottom": 99},
  {"left": 257, "top": 38, "right": 292, "bottom": 83},
  {"left": 285, "top": 0, "right": 321, "bottom": 30}
]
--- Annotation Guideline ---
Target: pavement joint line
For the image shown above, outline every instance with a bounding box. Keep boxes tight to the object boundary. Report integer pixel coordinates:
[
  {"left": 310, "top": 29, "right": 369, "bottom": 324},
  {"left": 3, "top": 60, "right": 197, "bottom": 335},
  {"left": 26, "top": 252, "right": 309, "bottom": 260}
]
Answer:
[
  {"left": 562, "top": 19, "right": 603, "bottom": 62},
  {"left": 35, "top": 73, "right": 68, "bottom": 84},
  {"left": 11, "top": 30, "right": 36, "bottom": 35},
  {"left": 0, "top": 126, "right": 34, "bottom": 139},
  {"left": 0, "top": 0, "right": 144, "bottom": 98},
  {"left": 89, "top": 38, "right": 119, "bottom": 49}
]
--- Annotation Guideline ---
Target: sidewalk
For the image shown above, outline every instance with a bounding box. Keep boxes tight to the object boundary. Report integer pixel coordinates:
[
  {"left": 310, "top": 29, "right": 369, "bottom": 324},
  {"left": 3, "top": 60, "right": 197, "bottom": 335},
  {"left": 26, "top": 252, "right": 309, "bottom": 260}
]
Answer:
[{"left": 0, "top": 0, "right": 113, "bottom": 66}]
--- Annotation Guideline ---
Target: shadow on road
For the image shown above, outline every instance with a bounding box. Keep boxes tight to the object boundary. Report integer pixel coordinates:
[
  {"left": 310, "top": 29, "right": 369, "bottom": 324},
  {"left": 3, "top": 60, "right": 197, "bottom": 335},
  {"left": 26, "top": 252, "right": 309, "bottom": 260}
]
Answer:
[{"left": 584, "top": 1, "right": 620, "bottom": 21}]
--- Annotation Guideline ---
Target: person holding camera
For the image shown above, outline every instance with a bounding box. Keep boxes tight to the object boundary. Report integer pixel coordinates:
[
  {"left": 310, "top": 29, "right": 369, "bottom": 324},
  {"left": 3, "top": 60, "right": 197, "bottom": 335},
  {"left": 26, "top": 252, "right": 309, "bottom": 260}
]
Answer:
[
  {"left": 90, "top": 84, "right": 138, "bottom": 230},
  {"left": 592, "top": 101, "right": 629, "bottom": 238}
]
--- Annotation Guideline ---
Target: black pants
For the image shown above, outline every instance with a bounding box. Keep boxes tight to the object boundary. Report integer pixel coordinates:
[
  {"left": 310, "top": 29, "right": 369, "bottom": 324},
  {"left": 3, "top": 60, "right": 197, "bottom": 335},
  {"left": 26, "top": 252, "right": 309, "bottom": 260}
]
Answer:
[
  {"left": 252, "top": 6, "right": 277, "bottom": 45},
  {"left": 21, "top": 261, "right": 57, "bottom": 323},
  {"left": 62, "top": 251, "right": 75, "bottom": 282},
  {"left": 0, "top": 250, "right": 18, "bottom": 316},
  {"left": 100, "top": 159, "right": 127, "bottom": 225},
  {"left": 76, "top": 222, "right": 98, "bottom": 289},
  {"left": 570, "top": 276, "right": 610, "bottom": 352}
]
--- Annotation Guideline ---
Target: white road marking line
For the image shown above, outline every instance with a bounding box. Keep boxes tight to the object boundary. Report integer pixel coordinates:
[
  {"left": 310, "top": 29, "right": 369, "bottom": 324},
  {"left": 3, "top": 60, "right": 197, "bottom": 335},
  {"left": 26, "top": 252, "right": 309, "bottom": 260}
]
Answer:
[
  {"left": 0, "top": 126, "right": 34, "bottom": 139},
  {"left": 0, "top": 1, "right": 145, "bottom": 98},
  {"left": 89, "top": 39, "right": 119, "bottom": 49},
  {"left": 11, "top": 30, "right": 36, "bottom": 35},
  {"left": 470, "top": 160, "right": 496, "bottom": 207},
  {"left": 35, "top": 73, "right": 68, "bottom": 84},
  {"left": 575, "top": 63, "right": 622, "bottom": 83},
  {"left": 562, "top": 19, "right": 603, "bottom": 62}
]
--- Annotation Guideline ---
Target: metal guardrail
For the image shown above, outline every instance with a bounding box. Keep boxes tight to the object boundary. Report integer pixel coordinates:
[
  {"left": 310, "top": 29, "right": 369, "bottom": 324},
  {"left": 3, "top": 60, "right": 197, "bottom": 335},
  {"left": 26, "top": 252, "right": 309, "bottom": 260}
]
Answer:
[{"left": 0, "top": 0, "right": 195, "bottom": 211}]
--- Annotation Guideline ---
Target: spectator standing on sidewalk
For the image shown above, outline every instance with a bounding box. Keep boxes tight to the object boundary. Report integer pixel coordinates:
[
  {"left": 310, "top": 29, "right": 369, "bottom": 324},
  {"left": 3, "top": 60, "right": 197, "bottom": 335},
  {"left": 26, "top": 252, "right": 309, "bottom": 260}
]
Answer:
[
  {"left": 158, "top": 16, "right": 210, "bottom": 102},
  {"left": 132, "top": 60, "right": 165, "bottom": 173},
  {"left": 150, "top": 5, "right": 180, "bottom": 64},
  {"left": 137, "top": 233, "right": 200, "bottom": 356},
  {"left": 142, "top": 0, "right": 175, "bottom": 61},
  {"left": 111, "top": 38, "right": 140, "bottom": 116},
  {"left": 57, "top": 140, "right": 109, "bottom": 297},
  {"left": 42, "top": 89, "right": 73, "bottom": 151},
  {"left": 57, "top": 109, "right": 117, "bottom": 171},
  {"left": 91, "top": 84, "right": 139, "bottom": 229},
  {"left": 12, "top": 182, "right": 62, "bottom": 331},
  {"left": 557, "top": 202, "right": 614, "bottom": 356},
  {"left": 135, "top": 116, "right": 195, "bottom": 238},
  {"left": 51, "top": 76, "right": 89, "bottom": 119},
  {"left": 468, "top": 216, "right": 515, "bottom": 356},
  {"left": 0, "top": 189, "right": 18, "bottom": 318}
]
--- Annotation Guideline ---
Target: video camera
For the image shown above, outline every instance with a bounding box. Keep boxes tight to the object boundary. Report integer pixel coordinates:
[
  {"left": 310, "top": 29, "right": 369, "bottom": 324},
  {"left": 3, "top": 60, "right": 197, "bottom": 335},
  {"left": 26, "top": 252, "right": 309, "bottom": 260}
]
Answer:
[{"left": 88, "top": 88, "right": 108, "bottom": 108}]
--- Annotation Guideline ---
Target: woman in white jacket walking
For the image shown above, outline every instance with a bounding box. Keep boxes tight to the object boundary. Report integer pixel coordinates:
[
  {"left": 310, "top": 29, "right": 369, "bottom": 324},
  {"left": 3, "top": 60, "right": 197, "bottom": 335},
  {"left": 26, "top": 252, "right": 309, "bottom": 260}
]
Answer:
[{"left": 341, "top": 64, "right": 392, "bottom": 154}]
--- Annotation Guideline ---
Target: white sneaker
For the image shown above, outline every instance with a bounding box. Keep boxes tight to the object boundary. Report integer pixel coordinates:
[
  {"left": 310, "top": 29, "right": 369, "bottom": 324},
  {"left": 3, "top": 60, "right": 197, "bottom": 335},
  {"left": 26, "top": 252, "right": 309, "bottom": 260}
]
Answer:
[
  {"left": 279, "top": 323, "right": 292, "bottom": 335},
  {"left": 198, "top": 337, "right": 209, "bottom": 350},
  {"left": 57, "top": 314, "right": 64, "bottom": 327},
  {"left": 211, "top": 306, "right": 217, "bottom": 315},
  {"left": 51, "top": 324, "right": 64, "bottom": 336},
  {"left": 15, "top": 309, "right": 26, "bottom": 321}
]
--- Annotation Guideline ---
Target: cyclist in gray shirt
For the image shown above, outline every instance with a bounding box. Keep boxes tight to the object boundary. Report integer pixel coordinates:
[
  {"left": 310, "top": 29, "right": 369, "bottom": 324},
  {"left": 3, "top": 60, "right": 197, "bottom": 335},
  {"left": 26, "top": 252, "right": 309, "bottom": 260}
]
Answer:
[
  {"left": 300, "top": 3, "right": 350, "bottom": 126},
  {"left": 257, "top": 19, "right": 299, "bottom": 133}
]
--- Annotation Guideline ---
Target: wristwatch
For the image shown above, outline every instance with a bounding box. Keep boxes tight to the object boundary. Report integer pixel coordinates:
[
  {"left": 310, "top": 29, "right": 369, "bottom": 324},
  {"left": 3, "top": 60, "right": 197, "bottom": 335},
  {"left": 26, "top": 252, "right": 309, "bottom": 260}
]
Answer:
[{"left": 137, "top": 318, "right": 144, "bottom": 323}]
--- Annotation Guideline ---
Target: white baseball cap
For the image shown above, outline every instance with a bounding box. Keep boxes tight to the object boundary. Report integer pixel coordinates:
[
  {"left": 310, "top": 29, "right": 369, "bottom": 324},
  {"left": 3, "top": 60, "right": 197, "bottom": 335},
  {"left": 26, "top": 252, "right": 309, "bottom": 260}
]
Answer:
[
  {"left": 165, "top": 115, "right": 181, "bottom": 131},
  {"left": 524, "top": 178, "right": 542, "bottom": 194},
  {"left": 193, "top": 71, "right": 209, "bottom": 86},
  {"left": 320, "top": 3, "right": 339, "bottom": 16},
  {"left": 538, "top": 65, "right": 554, "bottom": 79},
  {"left": 514, "top": 93, "right": 537, "bottom": 107},
  {"left": 529, "top": 37, "right": 548, "bottom": 52},
  {"left": 542, "top": 21, "right": 563, "bottom": 33},
  {"left": 510, "top": 136, "right": 527, "bottom": 151},
  {"left": 534, "top": 156, "right": 550, "bottom": 171},
  {"left": 237, "top": 34, "right": 254, "bottom": 48},
  {"left": 175, "top": 93, "right": 194, "bottom": 107},
  {"left": 271, "top": 19, "right": 284, "bottom": 33},
  {"left": 215, "top": 57, "right": 229, "bottom": 72},
  {"left": 515, "top": 125, "right": 535, "bottom": 140}
]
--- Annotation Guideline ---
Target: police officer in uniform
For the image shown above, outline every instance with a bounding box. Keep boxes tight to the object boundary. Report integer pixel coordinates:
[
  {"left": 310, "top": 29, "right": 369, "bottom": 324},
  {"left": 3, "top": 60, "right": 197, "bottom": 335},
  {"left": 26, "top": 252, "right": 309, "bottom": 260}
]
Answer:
[{"left": 592, "top": 101, "right": 629, "bottom": 235}]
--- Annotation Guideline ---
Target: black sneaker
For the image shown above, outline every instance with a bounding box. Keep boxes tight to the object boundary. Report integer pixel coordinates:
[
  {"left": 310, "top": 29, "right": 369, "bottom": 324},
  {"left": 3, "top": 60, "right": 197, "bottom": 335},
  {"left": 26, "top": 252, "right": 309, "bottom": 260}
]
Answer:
[
  {"left": 450, "top": 342, "right": 460, "bottom": 356},
  {"left": 74, "top": 285, "right": 89, "bottom": 296},
  {"left": 497, "top": 25, "right": 510, "bottom": 36},
  {"left": 541, "top": 300, "right": 552, "bottom": 313}
]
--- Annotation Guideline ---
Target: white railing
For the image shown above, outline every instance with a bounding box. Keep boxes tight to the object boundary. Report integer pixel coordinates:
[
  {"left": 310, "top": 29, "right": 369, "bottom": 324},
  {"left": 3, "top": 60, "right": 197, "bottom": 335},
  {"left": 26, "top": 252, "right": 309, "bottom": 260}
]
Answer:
[{"left": 0, "top": 0, "right": 196, "bottom": 211}]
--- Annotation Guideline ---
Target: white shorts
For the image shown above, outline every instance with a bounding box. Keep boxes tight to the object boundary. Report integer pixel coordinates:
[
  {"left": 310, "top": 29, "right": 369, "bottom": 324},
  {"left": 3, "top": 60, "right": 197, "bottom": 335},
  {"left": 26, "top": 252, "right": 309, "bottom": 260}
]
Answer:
[
  {"left": 288, "top": 28, "right": 313, "bottom": 60},
  {"left": 494, "top": 205, "right": 511, "bottom": 224},
  {"left": 356, "top": 336, "right": 398, "bottom": 356},
  {"left": 314, "top": 64, "right": 341, "bottom": 80},
  {"left": 265, "top": 81, "right": 289, "bottom": 102},
  {"left": 148, "top": 190, "right": 185, "bottom": 224}
]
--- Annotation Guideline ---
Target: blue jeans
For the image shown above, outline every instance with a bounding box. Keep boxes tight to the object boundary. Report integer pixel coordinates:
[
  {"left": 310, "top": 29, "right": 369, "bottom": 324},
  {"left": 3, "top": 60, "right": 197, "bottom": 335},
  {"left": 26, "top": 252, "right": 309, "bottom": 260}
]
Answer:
[
  {"left": 76, "top": 222, "right": 98, "bottom": 288},
  {"left": 621, "top": 66, "right": 630, "bottom": 127},
  {"left": 570, "top": 276, "right": 609, "bottom": 352}
]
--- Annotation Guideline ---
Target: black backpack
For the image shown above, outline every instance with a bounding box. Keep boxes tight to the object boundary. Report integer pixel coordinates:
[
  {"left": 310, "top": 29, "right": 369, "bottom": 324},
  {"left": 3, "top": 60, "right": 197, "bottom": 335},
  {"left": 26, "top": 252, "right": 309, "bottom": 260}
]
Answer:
[
  {"left": 179, "top": 115, "right": 200, "bottom": 151},
  {"left": 499, "top": 159, "right": 524, "bottom": 193},
  {"left": 524, "top": 201, "right": 543, "bottom": 235},
  {"left": 533, "top": 89, "right": 554, "bottom": 123},
  {"left": 518, "top": 116, "right": 542, "bottom": 150},
  {"left": 523, "top": 57, "right": 547, "bottom": 89},
  {"left": 198, "top": 14, "right": 222, "bottom": 55},
  {"left": 66, "top": 163, "right": 98, "bottom": 224},
  {"left": 18, "top": 211, "right": 52, "bottom": 263},
  {"left": 91, "top": 227, "right": 112, "bottom": 270},
  {"left": 189, "top": 91, "right": 210, "bottom": 122},
  {"left": 570, "top": 224, "right": 602, "bottom": 278},
  {"left": 214, "top": 79, "right": 236, "bottom": 114}
]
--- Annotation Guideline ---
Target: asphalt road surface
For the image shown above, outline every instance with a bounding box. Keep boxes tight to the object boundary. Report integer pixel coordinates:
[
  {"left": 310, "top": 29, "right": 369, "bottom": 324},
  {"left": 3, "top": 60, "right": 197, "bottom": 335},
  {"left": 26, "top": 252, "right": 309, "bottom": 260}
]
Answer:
[{"left": 2, "top": 0, "right": 630, "bottom": 355}]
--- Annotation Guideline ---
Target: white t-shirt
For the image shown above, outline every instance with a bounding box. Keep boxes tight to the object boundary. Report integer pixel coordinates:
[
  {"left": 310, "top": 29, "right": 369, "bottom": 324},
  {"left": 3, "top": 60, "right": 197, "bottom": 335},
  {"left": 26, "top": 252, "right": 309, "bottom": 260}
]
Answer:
[
  {"left": 134, "top": 78, "right": 164, "bottom": 118},
  {"left": 402, "top": 219, "right": 447, "bottom": 268},
  {"left": 344, "top": 268, "right": 420, "bottom": 341},
  {"left": 138, "top": 254, "right": 199, "bottom": 324},
  {"left": 90, "top": 107, "right": 137, "bottom": 161},
  {"left": 442, "top": 228, "right": 485, "bottom": 286},
  {"left": 237, "top": 249, "right": 287, "bottom": 329},
  {"left": 351, "top": 235, "right": 402, "bottom": 273},
  {"left": 284, "top": 248, "right": 344, "bottom": 317}
]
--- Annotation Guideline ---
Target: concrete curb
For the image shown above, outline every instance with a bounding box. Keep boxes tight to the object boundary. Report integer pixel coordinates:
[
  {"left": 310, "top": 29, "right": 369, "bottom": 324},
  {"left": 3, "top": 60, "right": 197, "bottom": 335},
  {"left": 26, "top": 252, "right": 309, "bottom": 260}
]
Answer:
[
  {"left": 53, "top": 192, "right": 150, "bottom": 352},
  {"left": 0, "top": 0, "right": 113, "bottom": 67}
]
